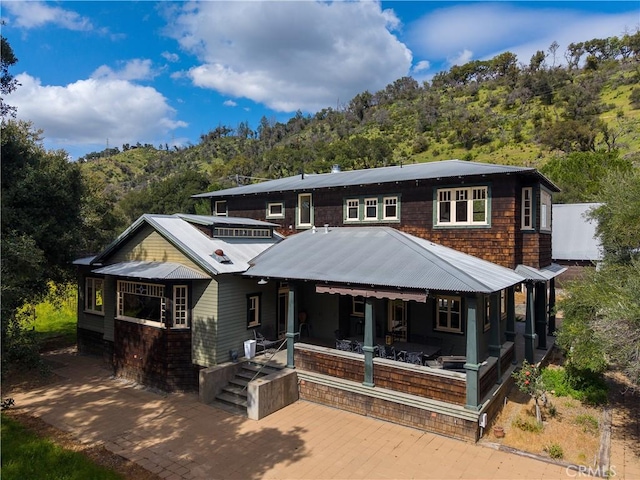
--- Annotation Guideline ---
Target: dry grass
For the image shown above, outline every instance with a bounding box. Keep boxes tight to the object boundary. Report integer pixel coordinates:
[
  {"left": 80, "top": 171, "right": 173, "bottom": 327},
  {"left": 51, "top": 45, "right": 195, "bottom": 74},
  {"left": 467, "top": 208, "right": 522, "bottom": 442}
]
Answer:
[{"left": 485, "top": 386, "right": 603, "bottom": 466}]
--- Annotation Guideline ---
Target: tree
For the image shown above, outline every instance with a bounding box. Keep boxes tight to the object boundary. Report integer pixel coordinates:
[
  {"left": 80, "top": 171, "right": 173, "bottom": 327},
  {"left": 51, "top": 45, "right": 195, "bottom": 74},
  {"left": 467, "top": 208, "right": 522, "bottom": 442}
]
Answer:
[
  {"left": 512, "top": 360, "right": 547, "bottom": 423},
  {"left": 557, "top": 168, "right": 640, "bottom": 389},
  {"left": 1, "top": 33, "right": 19, "bottom": 118}
]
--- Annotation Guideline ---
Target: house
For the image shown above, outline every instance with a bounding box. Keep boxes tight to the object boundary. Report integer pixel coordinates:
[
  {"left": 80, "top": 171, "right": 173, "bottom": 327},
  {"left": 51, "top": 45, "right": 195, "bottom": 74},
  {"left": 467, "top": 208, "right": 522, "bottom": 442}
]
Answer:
[
  {"left": 74, "top": 213, "right": 283, "bottom": 392},
  {"left": 552, "top": 203, "right": 603, "bottom": 284}
]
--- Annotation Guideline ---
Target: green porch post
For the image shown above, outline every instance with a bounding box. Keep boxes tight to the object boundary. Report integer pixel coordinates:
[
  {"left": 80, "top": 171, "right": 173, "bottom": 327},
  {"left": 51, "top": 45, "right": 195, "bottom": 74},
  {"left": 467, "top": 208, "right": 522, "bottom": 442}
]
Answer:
[
  {"left": 363, "top": 297, "right": 375, "bottom": 387},
  {"left": 464, "top": 295, "right": 482, "bottom": 410},
  {"left": 505, "top": 286, "right": 518, "bottom": 365},
  {"left": 524, "top": 282, "right": 536, "bottom": 363},
  {"left": 535, "top": 282, "right": 547, "bottom": 350},
  {"left": 488, "top": 292, "right": 502, "bottom": 383},
  {"left": 548, "top": 278, "right": 556, "bottom": 336},
  {"left": 286, "top": 284, "right": 296, "bottom": 369}
]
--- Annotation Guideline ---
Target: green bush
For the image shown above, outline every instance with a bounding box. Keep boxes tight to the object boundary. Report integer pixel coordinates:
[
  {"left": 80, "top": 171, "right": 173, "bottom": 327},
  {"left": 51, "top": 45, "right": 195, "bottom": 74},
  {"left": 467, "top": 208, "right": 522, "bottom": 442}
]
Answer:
[
  {"left": 541, "top": 365, "right": 608, "bottom": 406},
  {"left": 512, "top": 416, "right": 544, "bottom": 433},
  {"left": 544, "top": 442, "right": 564, "bottom": 459}
]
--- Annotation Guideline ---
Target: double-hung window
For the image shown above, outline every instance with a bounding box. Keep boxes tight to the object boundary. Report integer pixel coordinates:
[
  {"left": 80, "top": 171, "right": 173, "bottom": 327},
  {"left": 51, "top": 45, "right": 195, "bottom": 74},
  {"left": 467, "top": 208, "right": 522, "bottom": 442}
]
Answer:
[
  {"left": 435, "top": 296, "right": 462, "bottom": 333},
  {"left": 346, "top": 199, "right": 359, "bottom": 222},
  {"left": 297, "top": 193, "right": 313, "bottom": 228},
  {"left": 383, "top": 197, "right": 398, "bottom": 220},
  {"left": 364, "top": 198, "right": 378, "bottom": 221},
  {"left": 247, "top": 293, "right": 261, "bottom": 328},
  {"left": 85, "top": 277, "right": 104, "bottom": 315},
  {"left": 436, "top": 186, "right": 488, "bottom": 226},
  {"left": 540, "top": 190, "right": 552, "bottom": 232}
]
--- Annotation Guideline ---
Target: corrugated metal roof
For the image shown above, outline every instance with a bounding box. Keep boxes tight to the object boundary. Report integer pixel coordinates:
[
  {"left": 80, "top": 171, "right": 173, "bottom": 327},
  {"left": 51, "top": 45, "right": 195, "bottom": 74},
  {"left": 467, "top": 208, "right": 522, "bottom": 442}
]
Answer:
[
  {"left": 515, "top": 263, "right": 567, "bottom": 281},
  {"left": 90, "top": 214, "right": 280, "bottom": 276},
  {"left": 245, "top": 227, "right": 525, "bottom": 293},
  {"left": 93, "top": 261, "right": 210, "bottom": 280},
  {"left": 552, "top": 203, "right": 603, "bottom": 261},
  {"left": 194, "top": 159, "right": 559, "bottom": 198},
  {"left": 176, "top": 214, "right": 278, "bottom": 227}
]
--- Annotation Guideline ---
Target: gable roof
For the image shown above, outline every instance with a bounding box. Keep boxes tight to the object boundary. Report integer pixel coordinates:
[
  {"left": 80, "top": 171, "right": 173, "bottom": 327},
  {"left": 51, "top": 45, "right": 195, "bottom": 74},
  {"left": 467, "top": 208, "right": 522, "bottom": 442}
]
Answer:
[
  {"left": 552, "top": 203, "right": 603, "bottom": 261},
  {"left": 91, "top": 214, "right": 280, "bottom": 276},
  {"left": 194, "top": 159, "right": 559, "bottom": 198},
  {"left": 244, "top": 226, "right": 525, "bottom": 294}
]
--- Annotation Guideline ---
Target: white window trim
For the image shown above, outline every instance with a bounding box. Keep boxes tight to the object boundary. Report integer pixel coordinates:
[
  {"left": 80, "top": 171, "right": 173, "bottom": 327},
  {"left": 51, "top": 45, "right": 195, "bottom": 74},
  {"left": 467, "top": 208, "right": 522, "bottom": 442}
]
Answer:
[
  {"left": 84, "top": 277, "right": 104, "bottom": 315},
  {"left": 352, "top": 296, "right": 364, "bottom": 317},
  {"left": 521, "top": 187, "right": 534, "bottom": 230},
  {"left": 436, "top": 186, "right": 489, "bottom": 226},
  {"left": 345, "top": 199, "right": 360, "bottom": 222},
  {"left": 247, "top": 293, "right": 261, "bottom": 328},
  {"left": 297, "top": 193, "right": 313, "bottom": 228},
  {"left": 214, "top": 200, "right": 228, "bottom": 216},
  {"left": 435, "top": 295, "right": 463, "bottom": 334},
  {"left": 172, "top": 285, "right": 189, "bottom": 329},
  {"left": 540, "top": 189, "right": 552, "bottom": 232},
  {"left": 116, "top": 280, "right": 166, "bottom": 328},
  {"left": 266, "top": 202, "right": 285, "bottom": 219},
  {"left": 364, "top": 198, "right": 378, "bottom": 221},
  {"left": 383, "top": 196, "right": 399, "bottom": 220}
]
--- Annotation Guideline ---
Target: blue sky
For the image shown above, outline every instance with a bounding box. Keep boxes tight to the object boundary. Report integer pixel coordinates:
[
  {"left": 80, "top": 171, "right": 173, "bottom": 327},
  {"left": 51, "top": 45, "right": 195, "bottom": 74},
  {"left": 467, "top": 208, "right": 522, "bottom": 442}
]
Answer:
[{"left": 3, "top": 1, "right": 639, "bottom": 160}]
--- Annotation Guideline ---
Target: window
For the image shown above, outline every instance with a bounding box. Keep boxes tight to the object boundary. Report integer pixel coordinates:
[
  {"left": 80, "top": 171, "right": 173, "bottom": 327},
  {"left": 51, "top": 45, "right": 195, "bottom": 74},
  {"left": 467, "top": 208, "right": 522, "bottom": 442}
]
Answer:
[
  {"left": 346, "top": 199, "right": 359, "bottom": 221},
  {"left": 364, "top": 198, "right": 378, "bottom": 220},
  {"left": 267, "top": 202, "right": 284, "bottom": 219},
  {"left": 484, "top": 296, "right": 491, "bottom": 332},
  {"left": 214, "top": 200, "right": 227, "bottom": 216},
  {"left": 383, "top": 197, "right": 398, "bottom": 220},
  {"left": 352, "top": 296, "right": 364, "bottom": 317},
  {"left": 214, "top": 227, "right": 271, "bottom": 238},
  {"left": 297, "top": 193, "right": 313, "bottom": 227},
  {"left": 522, "top": 187, "right": 533, "bottom": 229},
  {"left": 388, "top": 299, "right": 407, "bottom": 341},
  {"left": 247, "top": 293, "right": 261, "bottom": 328},
  {"left": 173, "top": 285, "right": 188, "bottom": 328},
  {"left": 435, "top": 296, "right": 462, "bottom": 333},
  {"left": 117, "top": 281, "right": 165, "bottom": 327},
  {"left": 85, "top": 278, "right": 104, "bottom": 314},
  {"left": 540, "top": 190, "right": 552, "bottom": 231},
  {"left": 436, "top": 186, "right": 489, "bottom": 226}
]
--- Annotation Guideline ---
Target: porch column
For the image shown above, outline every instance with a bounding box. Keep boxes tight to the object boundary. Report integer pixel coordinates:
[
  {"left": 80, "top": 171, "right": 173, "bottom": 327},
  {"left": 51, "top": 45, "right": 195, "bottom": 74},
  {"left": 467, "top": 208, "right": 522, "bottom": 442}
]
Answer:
[
  {"left": 548, "top": 278, "right": 556, "bottom": 336},
  {"left": 286, "top": 285, "right": 296, "bottom": 369},
  {"left": 524, "top": 282, "right": 536, "bottom": 363},
  {"left": 464, "top": 295, "right": 482, "bottom": 411},
  {"left": 505, "top": 286, "right": 516, "bottom": 343},
  {"left": 488, "top": 292, "right": 502, "bottom": 383},
  {"left": 535, "top": 282, "right": 547, "bottom": 350},
  {"left": 363, "top": 297, "right": 375, "bottom": 387}
]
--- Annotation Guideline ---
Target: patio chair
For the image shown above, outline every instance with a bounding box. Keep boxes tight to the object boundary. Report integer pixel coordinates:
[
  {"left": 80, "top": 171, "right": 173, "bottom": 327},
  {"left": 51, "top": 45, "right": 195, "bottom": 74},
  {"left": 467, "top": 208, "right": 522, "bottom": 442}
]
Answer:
[
  {"left": 254, "top": 329, "right": 280, "bottom": 352},
  {"left": 353, "top": 341, "right": 365, "bottom": 354},
  {"left": 377, "top": 344, "right": 396, "bottom": 360},
  {"left": 405, "top": 351, "right": 423, "bottom": 365},
  {"left": 335, "top": 339, "right": 353, "bottom": 351}
]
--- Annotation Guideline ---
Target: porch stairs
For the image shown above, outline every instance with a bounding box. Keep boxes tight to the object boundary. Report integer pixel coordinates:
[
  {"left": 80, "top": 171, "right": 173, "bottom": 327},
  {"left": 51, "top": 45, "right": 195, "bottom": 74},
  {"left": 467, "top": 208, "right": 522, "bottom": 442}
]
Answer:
[{"left": 212, "top": 361, "right": 283, "bottom": 415}]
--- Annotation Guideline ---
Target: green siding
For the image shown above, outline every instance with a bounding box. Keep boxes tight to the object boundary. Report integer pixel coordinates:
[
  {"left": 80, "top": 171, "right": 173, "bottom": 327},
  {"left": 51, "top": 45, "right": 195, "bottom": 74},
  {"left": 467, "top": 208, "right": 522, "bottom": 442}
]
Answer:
[{"left": 191, "top": 280, "right": 218, "bottom": 367}]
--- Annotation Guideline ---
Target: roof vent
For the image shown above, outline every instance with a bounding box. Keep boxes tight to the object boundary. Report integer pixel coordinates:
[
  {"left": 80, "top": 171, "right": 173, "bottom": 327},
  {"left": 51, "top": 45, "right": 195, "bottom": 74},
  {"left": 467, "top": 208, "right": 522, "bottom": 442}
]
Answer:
[
  {"left": 212, "top": 249, "right": 232, "bottom": 264},
  {"left": 331, "top": 164, "right": 341, "bottom": 173}
]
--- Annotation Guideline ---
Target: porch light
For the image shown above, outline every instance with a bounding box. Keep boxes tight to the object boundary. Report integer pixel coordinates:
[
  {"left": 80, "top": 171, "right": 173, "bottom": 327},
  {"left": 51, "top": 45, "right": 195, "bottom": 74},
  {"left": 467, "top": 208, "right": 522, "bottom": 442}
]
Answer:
[{"left": 258, "top": 278, "right": 268, "bottom": 285}]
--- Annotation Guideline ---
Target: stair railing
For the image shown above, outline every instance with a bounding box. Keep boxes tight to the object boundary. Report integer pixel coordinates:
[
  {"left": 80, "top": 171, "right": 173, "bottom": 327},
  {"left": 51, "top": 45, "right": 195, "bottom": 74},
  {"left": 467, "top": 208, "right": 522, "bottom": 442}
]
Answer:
[{"left": 240, "top": 337, "right": 288, "bottom": 393}]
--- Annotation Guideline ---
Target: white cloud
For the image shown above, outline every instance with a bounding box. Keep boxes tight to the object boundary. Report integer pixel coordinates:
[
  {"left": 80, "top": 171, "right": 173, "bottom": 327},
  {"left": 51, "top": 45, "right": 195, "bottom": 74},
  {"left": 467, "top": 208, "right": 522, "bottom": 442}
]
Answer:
[
  {"left": 406, "top": 3, "right": 640, "bottom": 72},
  {"left": 223, "top": 100, "right": 237, "bottom": 107},
  {"left": 3, "top": 1, "right": 92, "bottom": 30},
  {"left": 91, "top": 59, "right": 158, "bottom": 81},
  {"left": 8, "top": 73, "right": 187, "bottom": 151},
  {"left": 166, "top": 0, "right": 412, "bottom": 113},
  {"left": 412, "top": 60, "right": 431, "bottom": 74},
  {"left": 162, "top": 51, "right": 180, "bottom": 63},
  {"left": 449, "top": 49, "right": 474, "bottom": 68}
]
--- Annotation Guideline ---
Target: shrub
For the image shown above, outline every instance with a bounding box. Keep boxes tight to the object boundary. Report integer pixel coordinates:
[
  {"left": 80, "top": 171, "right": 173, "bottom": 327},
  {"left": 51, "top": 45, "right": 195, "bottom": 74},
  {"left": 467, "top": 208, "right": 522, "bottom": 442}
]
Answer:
[
  {"left": 574, "top": 414, "right": 599, "bottom": 434},
  {"left": 544, "top": 443, "right": 564, "bottom": 459},
  {"left": 513, "top": 360, "right": 546, "bottom": 423},
  {"left": 512, "top": 416, "right": 544, "bottom": 433}
]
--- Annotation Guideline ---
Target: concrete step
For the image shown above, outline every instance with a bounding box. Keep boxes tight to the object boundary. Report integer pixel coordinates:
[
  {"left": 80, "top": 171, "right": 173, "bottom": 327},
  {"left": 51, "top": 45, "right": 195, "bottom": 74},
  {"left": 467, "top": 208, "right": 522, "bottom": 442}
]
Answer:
[
  {"left": 222, "top": 383, "right": 247, "bottom": 397},
  {"left": 215, "top": 391, "right": 248, "bottom": 408}
]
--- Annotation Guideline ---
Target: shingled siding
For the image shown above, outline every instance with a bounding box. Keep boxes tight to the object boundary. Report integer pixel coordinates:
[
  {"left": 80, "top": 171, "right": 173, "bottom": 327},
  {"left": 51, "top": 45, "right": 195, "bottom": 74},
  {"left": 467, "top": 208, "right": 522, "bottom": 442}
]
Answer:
[
  {"left": 114, "top": 320, "right": 199, "bottom": 392},
  {"left": 220, "top": 176, "right": 552, "bottom": 269},
  {"left": 295, "top": 347, "right": 364, "bottom": 382}
]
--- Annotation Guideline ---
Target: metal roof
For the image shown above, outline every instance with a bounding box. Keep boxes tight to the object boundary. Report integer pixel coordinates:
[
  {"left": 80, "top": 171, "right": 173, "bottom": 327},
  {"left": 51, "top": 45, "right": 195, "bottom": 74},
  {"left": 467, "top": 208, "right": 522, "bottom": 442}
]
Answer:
[
  {"left": 176, "top": 214, "right": 278, "bottom": 228},
  {"left": 515, "top": 263, "right": 567, "bottom": 281},
  {"left": 90, "top": 214, "right": 280, "bottom": 276},
  {"left": 93, "top": 261, "right": 210, "bottom": 280},
  {"left": 194, "top": 159, "right": 559, "bottom": 198},
  {"left": 552, "top": 203, "right": 603, "bottom": 261},
  {"left": 245, "top": 226, "right": 525, "bottom": 293}
]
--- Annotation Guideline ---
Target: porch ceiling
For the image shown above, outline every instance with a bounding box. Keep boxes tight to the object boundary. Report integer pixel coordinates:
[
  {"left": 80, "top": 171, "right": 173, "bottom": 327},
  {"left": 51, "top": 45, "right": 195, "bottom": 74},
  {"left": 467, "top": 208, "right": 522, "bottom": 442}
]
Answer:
[{"left": 245, "top": 227, "right": 525, "bottom": 294}]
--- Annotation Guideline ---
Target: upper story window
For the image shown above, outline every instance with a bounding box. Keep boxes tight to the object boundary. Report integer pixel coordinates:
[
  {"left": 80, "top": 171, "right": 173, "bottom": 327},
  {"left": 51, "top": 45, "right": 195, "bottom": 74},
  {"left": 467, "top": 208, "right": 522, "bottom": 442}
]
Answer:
[
  {"left": 343, "top": 195, "right": 400, "bottom": 223},
  {"left": 383, "top": 197, "right": 398, "bottom": 220},
  {"left": 540, "top": 190, "right": 552, "bottom": 232},
  {"left": 364, "top": 198, "right": 378, "bottom": 221},
  {"left": 436, "top": 186, "right": 488, "bottom": 227},
  {"left": 521, "top": 187, "right": 533, "bottom": 230},
  {"left": 214, "top": 227, "right": 272, "bottom": 238},
  {"left": 85, "top": 277, "right": 104, "bottom": 315},
  {"left": 297, "top": 193, "right": 313, "bottom": 228},
  {"left": 214, "top": 200, "right": 227, "bottom": 216},
  {"left": 346, "top": 199, "right": 359, "bottom": 222},
  {"left": 266, "top": 202, "right": 284, "bottom": 219},
  {"left": 435, "top": 295, "right": 462, "bottom": 334}
]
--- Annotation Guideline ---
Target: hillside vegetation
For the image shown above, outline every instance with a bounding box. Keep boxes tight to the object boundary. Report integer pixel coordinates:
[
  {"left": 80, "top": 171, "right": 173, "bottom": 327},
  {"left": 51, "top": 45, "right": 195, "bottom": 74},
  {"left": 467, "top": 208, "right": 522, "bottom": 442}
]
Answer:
[{"left": 79, "top": 33, "right": 640, "bottom": 230}]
